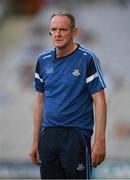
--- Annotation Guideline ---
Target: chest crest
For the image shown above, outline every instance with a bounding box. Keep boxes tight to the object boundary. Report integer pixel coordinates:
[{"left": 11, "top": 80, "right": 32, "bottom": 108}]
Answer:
[{"left": 72, "top": 68, "right": 81, "bottom": 76}]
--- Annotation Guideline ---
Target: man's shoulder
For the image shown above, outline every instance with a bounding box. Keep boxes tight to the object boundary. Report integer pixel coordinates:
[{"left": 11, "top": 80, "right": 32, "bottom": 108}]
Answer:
[
  {"left": 78, "top": 45, "right": 98, "bottom": 64},
  {"left": 38, "top": 48, "right": 55, "bottom": 61},
  {"left": 79, "top": 45, "right": 96, "bottom": 58}
]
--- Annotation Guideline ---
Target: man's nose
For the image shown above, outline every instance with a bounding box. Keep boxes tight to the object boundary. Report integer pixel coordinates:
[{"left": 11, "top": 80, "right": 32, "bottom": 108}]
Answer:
[{"left": 55, "top": 30, "right": 61, "bottom": 36}]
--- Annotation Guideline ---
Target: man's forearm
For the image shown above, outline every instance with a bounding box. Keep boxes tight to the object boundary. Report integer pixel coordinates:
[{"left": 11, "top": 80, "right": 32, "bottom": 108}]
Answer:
[
  {"left": 92, "top": 90, "right": 107, "bottom": 142},
  {"left": 33, "top": 106, "right": 43, "bottom": 144},
  {"left": 33, "top": 93, "right": 43, "bottom": 144},
  {"left": 91, "top": 90, "right": 107, "bottom": 167},
  {"left": 94, "top": 95, "right": 107, "bottom": 142}
]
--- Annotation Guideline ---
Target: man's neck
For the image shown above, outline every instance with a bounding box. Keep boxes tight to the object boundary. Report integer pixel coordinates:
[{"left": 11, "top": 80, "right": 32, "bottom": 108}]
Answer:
[{"left": 56, "top": 43, "right": 78, "bottom": 58}]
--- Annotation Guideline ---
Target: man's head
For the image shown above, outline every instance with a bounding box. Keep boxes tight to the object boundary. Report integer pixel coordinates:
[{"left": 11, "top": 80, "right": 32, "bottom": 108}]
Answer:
[
  {"left": 49, "top": 11, "right": 78, "bottom": 49},
  {"left": 50, "top": 11, "right": 76, "bottom": 29}
]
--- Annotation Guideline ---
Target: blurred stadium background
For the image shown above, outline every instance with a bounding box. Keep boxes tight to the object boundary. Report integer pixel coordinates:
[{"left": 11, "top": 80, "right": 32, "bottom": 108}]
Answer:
[{"left": 0, "top": 0, "right": 130, "bottom": 179}]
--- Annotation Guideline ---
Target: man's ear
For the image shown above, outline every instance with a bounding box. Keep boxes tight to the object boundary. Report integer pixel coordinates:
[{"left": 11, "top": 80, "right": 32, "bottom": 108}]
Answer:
[{"left": 72, "top": 27, "right": 78, "bottom": 38}]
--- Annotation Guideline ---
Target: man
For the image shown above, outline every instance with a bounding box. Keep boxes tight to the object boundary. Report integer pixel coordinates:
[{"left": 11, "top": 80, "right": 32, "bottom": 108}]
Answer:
[{"left": 29, "top": 11, "right": 107, "bottom": 179}]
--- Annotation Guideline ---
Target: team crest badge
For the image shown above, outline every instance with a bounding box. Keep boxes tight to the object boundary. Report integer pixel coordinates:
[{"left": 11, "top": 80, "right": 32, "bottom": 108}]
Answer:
[
  {"left": 72, "top": 68, "right": 81, "bottom": 76},
  {"left": 77, "top": 163, "right": 85, "bottom": 171}
]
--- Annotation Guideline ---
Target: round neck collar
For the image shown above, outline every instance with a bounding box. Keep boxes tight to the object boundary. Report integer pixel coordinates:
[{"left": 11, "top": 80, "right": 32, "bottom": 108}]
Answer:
[{"left": 55, "top": 44, "right": 80, "bottom": 60}]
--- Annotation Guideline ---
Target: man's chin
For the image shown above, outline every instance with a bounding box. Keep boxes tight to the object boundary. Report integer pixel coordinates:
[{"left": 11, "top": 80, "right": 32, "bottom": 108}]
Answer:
[
  {"left": 55, "top": 43, "right": 67, "bottom": 49},
  {"left": 54, "top": 41, "right": 63, "bottom": 47},
  {"left": 55, "top": 45, "right": 64, "bottom": 49}
]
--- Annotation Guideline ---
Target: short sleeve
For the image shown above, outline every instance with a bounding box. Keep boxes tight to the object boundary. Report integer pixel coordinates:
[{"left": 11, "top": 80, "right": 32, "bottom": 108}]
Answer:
[
  {"left": 86, "top": 55, "right": 106, "bottom": 95},
  {"left": 34, "top": 59, "right": 45, "bottom": 92}
]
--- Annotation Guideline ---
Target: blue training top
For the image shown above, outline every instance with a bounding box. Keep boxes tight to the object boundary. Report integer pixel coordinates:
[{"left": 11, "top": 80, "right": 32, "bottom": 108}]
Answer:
[{"left": 34, "top": 44, "right": 106, "bottom": 137}]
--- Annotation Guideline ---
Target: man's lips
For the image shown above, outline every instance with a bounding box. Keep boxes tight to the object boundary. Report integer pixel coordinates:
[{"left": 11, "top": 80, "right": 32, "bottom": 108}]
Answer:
[{"left": 55, "top": 39, "right": 63, "bottom": 42}]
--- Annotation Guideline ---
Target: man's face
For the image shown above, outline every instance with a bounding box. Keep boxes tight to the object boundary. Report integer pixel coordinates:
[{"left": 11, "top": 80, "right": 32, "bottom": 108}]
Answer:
[{"left": 50, "top": 15, "right": 76, "bottom": 49}]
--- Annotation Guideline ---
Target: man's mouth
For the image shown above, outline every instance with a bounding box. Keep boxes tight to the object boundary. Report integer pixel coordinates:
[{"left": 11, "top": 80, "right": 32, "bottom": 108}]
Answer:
[{"left": 55, "top": 39, "right": 62, "bottom": 41}]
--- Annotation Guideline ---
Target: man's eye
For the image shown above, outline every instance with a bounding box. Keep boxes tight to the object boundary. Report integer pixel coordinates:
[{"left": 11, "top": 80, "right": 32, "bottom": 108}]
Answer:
[
  {"left": 50, "top": 28, "right": 68, "bottom": 33},
  {"left": 60, "top": 29, "right": 67, "bottom": 31},
  {"left": 51, "top": 29, "right": 56, "bottom": 31}
]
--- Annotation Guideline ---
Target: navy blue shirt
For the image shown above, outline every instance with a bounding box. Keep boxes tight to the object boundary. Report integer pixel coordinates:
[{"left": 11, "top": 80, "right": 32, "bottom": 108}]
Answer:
[{"left": 34, "top": 45, "right": 106, "bottom": 137}]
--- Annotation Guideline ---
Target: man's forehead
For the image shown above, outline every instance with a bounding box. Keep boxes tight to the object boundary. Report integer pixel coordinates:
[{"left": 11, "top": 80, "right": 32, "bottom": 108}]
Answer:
[{"left": 50, "top": 15, "right": 71, "bottom": 25}]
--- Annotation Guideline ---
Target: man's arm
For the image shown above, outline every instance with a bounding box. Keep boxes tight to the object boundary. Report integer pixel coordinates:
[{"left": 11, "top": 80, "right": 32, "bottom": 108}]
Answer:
[
  {"left": 29, "top": 91, "right": 43, "bottom": 165},
  {"left": 91, "top": 89, "right": 107, "bottom": 167}
]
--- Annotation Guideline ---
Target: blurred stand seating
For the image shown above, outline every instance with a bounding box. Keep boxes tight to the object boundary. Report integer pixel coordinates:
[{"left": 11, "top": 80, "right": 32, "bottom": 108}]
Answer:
[
  {"left": 10, "top": 0, "right": 47, "bottom": 15},
  {"left": 0, "top": 0, "right": 130, "bottom": 178}
]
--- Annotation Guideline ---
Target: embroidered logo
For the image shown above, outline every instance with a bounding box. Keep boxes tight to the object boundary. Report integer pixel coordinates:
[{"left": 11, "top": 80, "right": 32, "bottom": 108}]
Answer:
[
  {"left": 72, "top": 68, "right": 81, "bottom": 76},
  {"left": 77, "top": 163, "right": 85, "bottom": 171},
  {"left": 45, "top": 67, "right": 54, "bottom": 74}
]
